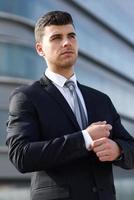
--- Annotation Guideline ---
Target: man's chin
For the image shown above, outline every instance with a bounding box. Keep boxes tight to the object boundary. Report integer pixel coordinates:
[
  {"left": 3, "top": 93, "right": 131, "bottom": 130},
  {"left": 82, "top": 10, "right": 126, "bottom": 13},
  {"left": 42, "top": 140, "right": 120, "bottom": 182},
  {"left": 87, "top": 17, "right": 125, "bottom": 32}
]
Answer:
[
  {"left": 59, "top": 63, "right": 73, "bottom": 70},
  {"left": 60, "top": 59, "right": 76, "bottom": 69}
]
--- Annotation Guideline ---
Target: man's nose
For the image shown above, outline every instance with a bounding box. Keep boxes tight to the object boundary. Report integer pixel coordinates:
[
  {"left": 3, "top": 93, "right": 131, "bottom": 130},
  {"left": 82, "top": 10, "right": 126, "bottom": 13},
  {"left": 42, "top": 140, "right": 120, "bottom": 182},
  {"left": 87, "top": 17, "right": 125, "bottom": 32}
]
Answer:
[{"left": 62, "top": 38, "right": 71, "bottom": 47}]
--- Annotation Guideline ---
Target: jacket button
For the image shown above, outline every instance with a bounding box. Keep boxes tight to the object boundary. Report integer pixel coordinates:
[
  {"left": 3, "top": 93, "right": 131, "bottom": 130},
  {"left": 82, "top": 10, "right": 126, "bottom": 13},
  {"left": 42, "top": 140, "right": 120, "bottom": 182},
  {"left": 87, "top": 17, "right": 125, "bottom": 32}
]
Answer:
[{"left": 92, "top": 186, "right": 97, "bottom": 193}]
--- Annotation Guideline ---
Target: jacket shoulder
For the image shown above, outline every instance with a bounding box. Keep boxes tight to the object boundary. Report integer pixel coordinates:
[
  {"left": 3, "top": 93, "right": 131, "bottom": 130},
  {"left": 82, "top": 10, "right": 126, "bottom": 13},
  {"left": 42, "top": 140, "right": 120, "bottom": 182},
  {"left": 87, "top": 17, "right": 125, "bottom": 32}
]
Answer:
[{"left": 10, "top": 80, "right": 41, "bottom": 99}]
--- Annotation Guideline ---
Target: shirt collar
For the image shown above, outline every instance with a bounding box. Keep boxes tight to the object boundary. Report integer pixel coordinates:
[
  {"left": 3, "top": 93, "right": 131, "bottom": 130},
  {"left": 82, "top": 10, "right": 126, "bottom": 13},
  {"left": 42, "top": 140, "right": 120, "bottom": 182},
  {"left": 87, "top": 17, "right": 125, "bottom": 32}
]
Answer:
[{"left": 45, "top": 68, "right": 77, "bottom": 87}]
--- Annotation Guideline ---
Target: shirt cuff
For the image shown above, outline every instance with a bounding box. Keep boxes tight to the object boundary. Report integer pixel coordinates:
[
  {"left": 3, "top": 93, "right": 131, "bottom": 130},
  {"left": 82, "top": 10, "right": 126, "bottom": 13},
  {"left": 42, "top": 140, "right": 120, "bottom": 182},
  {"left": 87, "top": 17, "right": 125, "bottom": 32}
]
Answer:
[{"left": 82, "top": 130, "right": 93, "bottom": 150}]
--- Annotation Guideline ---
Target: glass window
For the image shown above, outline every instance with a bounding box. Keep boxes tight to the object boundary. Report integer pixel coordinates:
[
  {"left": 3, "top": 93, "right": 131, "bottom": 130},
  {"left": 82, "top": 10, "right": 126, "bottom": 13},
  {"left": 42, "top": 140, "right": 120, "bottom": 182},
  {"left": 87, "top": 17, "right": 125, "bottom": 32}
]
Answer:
[
  {"left": 74, "top": 15, "right": 134, "bottom": 80},
  {"left": 0, "top": 0, "right": 55, "bottom": 21},
  {"left": 0, "top": 43, "right": 44, "bottom": 80},
  {"left": 115, "top": 178, "right": 134, "bottom": 200},
  {"left": 73, "top": 0, "right": 134, "bottom": 44},
  {"left": 0, "top": 109, "right": 8, "bottom": 146},
  {"left": 0, "top": 181, "right": 30, "bottom": 200}
]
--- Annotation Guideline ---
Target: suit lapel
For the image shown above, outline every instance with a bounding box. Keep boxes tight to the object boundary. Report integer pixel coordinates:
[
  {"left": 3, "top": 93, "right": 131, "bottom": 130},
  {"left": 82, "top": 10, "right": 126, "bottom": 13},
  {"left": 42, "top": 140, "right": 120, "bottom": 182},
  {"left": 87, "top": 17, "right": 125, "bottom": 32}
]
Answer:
[{"left": 40, "top": 75, "right": 80, "bottom": 129}]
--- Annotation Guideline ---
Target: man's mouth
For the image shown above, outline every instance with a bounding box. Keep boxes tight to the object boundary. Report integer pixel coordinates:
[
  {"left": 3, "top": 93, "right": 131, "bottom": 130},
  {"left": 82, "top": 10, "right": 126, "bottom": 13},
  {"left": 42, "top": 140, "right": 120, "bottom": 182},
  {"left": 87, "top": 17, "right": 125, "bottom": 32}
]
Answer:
[{"left": 60, "top": 50, "right": 74, "bottom": 55}]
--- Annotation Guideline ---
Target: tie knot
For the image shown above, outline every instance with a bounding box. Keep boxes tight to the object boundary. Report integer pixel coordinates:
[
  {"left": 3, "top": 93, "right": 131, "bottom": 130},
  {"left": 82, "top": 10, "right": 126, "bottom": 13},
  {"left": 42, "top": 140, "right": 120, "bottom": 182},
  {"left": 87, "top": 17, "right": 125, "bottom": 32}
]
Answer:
[{"left": 65, "top": 80, "right": 75, "bottom": 92}]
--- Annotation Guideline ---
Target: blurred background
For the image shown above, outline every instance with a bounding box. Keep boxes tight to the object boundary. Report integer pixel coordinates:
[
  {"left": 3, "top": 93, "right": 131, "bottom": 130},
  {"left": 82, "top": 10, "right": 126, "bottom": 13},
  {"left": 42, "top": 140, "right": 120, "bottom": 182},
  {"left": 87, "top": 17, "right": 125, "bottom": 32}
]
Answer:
[{"left": 0, "top": 0, "right": 134, "bottom": 199}]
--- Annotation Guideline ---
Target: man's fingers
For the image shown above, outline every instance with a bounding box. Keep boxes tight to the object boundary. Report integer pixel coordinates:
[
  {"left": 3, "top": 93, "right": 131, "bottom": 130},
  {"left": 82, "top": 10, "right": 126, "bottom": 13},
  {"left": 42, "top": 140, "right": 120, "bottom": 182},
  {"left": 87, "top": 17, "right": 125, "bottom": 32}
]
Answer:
[
  {"left": 106, "top": 124, "right": 112, "bottom": 131},
  {"left": 93, "top": 145, "right": 112, "bottom": 161},
  {"left": 101, "top": 124, "right": 112, "bottom": 131},
  {"left": 92, "top": 137, "right": 107, "bottom": 148},
  {"left": 96, "top": 150, "right": 109, "bottom": 157},
  {"left": 92, "top": 138, "right": 121, "bottom": 162},
  {"left": 91, "top": 121, "right": 107, "bottom": 125},
  {"left": 98, "top": 155, "right": 111, "bottom": 162},
  {"left": 102, "top": 124, "right": 112, "bottom": 137},
  {"left": 86, "top": 122, "right": 112, "bottom": 141},
  {"left": 93, "top": 144, "right": 105, "bottom": 153}
]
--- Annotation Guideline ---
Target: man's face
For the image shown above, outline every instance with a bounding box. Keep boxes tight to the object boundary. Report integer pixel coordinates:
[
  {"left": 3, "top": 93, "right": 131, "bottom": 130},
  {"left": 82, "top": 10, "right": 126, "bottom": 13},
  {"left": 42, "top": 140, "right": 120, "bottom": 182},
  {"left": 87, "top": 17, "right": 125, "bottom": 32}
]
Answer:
[{"left": 36, "top": 24, "right": 78, "bottom": 71}]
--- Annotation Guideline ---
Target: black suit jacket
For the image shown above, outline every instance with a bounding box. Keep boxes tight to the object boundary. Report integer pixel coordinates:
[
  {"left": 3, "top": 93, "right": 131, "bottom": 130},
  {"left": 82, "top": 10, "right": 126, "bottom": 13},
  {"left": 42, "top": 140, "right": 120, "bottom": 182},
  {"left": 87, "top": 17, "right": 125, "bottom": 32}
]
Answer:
[{"left": 6, "top": 75, "right": 134, "bottom": 200}]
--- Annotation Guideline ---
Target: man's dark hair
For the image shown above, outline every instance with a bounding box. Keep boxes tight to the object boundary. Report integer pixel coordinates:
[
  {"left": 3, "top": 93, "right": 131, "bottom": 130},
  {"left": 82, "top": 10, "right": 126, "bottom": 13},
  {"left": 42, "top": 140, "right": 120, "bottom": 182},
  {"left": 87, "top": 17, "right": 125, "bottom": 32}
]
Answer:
[{"left": 35, "top": 10, "right": 74, "bottom": 42}]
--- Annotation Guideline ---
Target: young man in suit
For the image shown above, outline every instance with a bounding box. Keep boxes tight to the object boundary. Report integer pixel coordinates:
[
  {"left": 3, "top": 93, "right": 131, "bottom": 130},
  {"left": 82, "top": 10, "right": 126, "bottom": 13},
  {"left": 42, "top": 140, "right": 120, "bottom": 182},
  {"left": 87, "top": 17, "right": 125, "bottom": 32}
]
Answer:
[{"left": 6, "top": 11, "right": 134, "bottom": 200}]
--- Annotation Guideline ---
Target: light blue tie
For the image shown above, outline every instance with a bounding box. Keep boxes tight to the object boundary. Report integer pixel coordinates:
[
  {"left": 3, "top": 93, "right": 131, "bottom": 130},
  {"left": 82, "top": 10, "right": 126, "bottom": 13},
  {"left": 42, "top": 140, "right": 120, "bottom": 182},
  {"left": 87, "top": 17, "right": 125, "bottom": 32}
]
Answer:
[{"left": 65, "top": 80, "right": 87, "bottom": 129}]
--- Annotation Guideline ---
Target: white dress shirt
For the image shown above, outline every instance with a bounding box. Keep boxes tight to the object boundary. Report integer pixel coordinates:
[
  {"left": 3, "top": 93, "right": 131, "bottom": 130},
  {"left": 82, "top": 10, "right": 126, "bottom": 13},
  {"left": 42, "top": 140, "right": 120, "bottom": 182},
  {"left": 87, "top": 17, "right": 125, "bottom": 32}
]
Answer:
[{"left": 45, "top": 68, "right": 93, "bottom": 149}]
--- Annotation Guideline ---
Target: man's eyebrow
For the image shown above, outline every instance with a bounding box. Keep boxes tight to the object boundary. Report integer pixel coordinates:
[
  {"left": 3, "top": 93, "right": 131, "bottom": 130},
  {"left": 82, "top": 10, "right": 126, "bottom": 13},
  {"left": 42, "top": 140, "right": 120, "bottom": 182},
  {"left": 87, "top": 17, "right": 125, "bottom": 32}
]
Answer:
[
  {"left": 68, "top": 32, "right": 76, "bottom": 36},
  {"left": 49, "top": 32, "right": 76, "bottom": 39}
]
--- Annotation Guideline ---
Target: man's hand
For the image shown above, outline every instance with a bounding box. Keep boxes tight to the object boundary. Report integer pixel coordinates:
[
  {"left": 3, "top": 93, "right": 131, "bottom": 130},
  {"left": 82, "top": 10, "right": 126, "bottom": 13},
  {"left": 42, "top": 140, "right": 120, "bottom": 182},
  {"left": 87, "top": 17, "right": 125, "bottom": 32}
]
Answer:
[
  {"left": 86, "top": 121, "right": 112, "bottom": 141},
  {"left": 92, "top": 137, "right": 121, "bottom": 161}
]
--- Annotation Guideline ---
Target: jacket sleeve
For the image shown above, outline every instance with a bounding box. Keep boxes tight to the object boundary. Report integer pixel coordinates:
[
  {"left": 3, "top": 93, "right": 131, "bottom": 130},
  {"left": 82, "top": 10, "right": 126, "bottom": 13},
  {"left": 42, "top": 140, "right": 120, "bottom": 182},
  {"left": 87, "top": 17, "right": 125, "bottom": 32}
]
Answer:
[
  {"left": 6, "top": 89, "right": 89, "bottom": 173},
  {"left": 107, "top": 97, "right": 134, "bottom": 169}
]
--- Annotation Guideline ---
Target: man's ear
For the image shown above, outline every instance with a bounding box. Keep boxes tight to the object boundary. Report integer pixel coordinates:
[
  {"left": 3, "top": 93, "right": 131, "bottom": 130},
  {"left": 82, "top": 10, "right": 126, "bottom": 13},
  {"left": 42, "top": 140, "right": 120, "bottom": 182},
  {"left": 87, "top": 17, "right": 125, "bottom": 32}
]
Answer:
[{"left": 35, "top": 42, "right": 45, "bottom": 56}]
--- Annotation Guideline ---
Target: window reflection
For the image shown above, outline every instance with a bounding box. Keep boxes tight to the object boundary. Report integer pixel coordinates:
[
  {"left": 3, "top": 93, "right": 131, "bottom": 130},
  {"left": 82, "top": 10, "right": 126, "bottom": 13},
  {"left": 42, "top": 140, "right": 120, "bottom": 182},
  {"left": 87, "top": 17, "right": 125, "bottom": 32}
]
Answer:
[
  {"left": 0, "top": 181, "right": 30, "bottom": 200},
  {"left": 0, "top": 43, "right": 44, "bottom": 80},
  {"left": 0, "top": 110, "right": 8, "bottom": 146}
]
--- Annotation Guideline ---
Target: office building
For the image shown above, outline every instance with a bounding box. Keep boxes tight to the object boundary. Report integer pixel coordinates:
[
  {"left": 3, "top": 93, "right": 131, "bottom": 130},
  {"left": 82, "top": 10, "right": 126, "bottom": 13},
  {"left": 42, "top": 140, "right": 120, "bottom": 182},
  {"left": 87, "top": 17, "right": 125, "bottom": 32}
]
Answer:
[{"left": 0, "top": 1, "right": 134, "bottom": 199}]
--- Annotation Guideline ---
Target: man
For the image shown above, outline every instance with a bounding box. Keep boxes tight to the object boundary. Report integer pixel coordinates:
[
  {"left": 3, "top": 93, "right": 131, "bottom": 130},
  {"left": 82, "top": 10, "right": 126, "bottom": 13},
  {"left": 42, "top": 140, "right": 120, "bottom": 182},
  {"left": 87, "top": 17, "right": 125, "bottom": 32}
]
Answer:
[{"left": 6, "top": 11, "right": 134, "bottom": 200}]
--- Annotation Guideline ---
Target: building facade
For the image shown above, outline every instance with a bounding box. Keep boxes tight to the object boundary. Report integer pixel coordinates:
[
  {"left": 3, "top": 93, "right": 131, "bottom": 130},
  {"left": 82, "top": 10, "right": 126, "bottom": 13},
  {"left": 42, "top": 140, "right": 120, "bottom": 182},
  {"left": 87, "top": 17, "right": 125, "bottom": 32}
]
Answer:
[{"left": 0, "top": 0, "right": 134, "bottom": 199}]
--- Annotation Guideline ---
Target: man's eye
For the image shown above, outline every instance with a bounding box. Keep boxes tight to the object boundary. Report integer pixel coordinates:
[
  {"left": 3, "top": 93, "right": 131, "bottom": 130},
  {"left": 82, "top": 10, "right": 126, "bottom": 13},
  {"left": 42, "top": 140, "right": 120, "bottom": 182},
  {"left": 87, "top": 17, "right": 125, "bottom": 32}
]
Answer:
[
  {"left": 69, "top": 34, "right": 76, "bottom": 39},
  {"left": 51, "top": 36, "right": 61, "bottom": 41}
]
